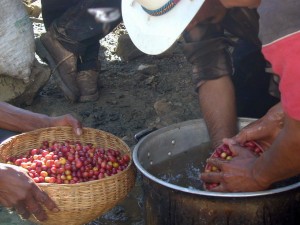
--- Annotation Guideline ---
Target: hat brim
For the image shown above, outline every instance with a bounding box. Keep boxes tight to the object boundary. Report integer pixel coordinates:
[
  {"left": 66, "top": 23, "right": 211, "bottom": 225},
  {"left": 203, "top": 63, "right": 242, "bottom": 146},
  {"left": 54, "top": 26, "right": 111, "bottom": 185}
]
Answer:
[{"left": 122, "top": 0, "right": 204, "bottom": 55}]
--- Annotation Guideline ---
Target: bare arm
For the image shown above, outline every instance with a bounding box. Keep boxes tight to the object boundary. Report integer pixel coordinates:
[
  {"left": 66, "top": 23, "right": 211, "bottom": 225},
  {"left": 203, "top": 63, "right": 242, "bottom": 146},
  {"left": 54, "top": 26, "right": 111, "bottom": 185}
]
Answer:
[
  {"left": 201, "top": 112, "right": 300, "bottom": 192},
  {"left": 234, "top": 102, "right": 284, "bottom": 150},
  {"left": 0, "top": 102, "right": 50, "bottom": 132},
  {"left": 199, "top": 76, "right": 238, "bottom": 148},
  {"left": 0, "top": 102, "right": 82, "bottom": 135},
  {"left": 253, "top": 115, "right": 300, "bottom": 187},
  {"left": 0, "top": 102, "right": 83, "bottom": 220}
]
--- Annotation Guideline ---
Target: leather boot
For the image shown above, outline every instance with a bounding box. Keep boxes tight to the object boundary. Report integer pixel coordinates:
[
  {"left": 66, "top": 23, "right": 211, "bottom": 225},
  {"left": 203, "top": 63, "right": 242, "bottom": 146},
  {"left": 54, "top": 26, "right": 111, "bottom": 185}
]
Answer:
[
  {"left": 35, "top": 27, "right": 80, "bottom": 102},
  {"left": 76, "top": 70, "right": 99, "bottom": 102}
]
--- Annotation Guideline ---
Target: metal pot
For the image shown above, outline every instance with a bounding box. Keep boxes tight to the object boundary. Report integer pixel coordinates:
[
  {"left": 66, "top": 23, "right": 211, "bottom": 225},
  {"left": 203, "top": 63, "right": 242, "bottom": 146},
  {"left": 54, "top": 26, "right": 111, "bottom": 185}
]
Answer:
[{"left": 133, "top": 118, "right": 300, "bottom": 225}]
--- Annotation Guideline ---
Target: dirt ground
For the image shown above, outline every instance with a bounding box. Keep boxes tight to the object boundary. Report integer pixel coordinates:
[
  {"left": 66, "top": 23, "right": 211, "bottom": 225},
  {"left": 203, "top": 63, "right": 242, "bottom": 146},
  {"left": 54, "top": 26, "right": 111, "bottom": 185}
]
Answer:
[
  {"left": 28, "top": 23, "right": 201, "bottom": 148},
  {"left": 0, "top": 22, "right": 202, "bottom": 224}
]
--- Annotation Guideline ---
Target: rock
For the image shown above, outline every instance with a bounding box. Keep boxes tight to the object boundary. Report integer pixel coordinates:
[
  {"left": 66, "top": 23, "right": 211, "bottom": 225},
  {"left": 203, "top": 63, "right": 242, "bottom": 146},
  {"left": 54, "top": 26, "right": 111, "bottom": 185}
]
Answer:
[
  {"left": 137, "top": 64, "right": 158, "bottom": 75},
  {"left": 154, "top": 99, "right": 173, "bottom": 116},
  {"left": 145, "top": 76, "right": 155, "bottom": 85},
  {"left": 121, "top": 136, "right": 130, "bottom": 142},
  {"left": 116, "top": 34, "right": 145, "bottom": 61}
]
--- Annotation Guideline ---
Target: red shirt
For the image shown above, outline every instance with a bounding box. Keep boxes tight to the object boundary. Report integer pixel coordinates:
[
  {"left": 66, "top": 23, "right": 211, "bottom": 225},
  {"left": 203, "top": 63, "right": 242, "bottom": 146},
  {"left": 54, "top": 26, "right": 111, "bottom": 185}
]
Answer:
[{"left": 258, "top": 1, "right": 300, "bottom": 120}]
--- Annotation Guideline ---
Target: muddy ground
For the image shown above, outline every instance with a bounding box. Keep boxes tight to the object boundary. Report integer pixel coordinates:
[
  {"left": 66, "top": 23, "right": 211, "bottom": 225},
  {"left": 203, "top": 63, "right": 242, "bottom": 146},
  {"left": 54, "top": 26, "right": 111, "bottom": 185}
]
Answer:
[{"left": 0, "top": 22, "right": 202, "bottom": 225}]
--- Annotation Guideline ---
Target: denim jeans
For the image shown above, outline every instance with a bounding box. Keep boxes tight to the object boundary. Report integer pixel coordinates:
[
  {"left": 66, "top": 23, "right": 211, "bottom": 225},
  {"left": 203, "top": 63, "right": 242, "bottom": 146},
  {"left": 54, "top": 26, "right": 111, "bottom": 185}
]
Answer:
[
  {"left": 0, "top": 129, "right": 18, "bottom": 144},
  {"left": 41, "top": 0, "right": 122, "bottom": 71},
  {"left": 232, "top": 40, "right": 279, "bottom": 118}
]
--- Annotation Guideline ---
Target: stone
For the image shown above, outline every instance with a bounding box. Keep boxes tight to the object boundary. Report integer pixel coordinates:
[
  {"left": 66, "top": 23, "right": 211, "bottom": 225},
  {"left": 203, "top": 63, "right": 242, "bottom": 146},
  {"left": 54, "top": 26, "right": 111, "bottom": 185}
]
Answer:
[
  {"left": 116, "top": 34, "right": 145, "bottom": 61},
  {"left": 137, "top": 64, "right": 158, "bottom": 75},
  {"left": 153, "top": 99, "right": 173, "bottom": 116}
]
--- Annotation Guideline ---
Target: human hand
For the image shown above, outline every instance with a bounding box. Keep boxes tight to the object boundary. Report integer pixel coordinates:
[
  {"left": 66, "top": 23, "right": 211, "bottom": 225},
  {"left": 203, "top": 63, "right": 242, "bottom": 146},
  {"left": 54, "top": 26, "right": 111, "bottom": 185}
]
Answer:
[
  {"left": 0, "top": 163, "right": 59, "bottom": 221},
  {"left": 233, "top": 103, "right": 284, "bottom": 150},
  {"left": 49, "top": 114, "right": 82, "bottom": 136},
  {"left": 200, "top": 139, "right": 270, "bottom": 192}
]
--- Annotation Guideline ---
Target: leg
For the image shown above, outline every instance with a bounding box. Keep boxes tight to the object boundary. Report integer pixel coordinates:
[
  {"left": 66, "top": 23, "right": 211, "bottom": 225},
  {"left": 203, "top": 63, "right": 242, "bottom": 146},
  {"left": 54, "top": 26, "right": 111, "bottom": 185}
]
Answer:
[
  {"left": 41, "top": 0, "right": 81, "bottom": 30},
  {"left": 37, "top": 0, "right": 121, "bottom": 102},
  {"left": 232, "top": 40, "right": 279, "bottom": 118}
]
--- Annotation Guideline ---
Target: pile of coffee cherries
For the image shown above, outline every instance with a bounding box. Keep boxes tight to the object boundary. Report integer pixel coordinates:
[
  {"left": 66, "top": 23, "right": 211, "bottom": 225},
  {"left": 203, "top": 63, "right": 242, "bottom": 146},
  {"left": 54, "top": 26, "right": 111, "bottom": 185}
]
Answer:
[
  {"left": 204, "top": 141, "right": 263, "bottom": 190},
  {"left": 6, "top": 140, "right": 131, "bottom": 184}
]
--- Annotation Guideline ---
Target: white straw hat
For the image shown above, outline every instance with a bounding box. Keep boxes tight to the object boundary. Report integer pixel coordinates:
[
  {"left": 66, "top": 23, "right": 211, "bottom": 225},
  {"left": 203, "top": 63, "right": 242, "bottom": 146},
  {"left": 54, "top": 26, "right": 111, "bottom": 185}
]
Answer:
[{"left": 122, "top": 0, "right": 205, "bottom": 55}]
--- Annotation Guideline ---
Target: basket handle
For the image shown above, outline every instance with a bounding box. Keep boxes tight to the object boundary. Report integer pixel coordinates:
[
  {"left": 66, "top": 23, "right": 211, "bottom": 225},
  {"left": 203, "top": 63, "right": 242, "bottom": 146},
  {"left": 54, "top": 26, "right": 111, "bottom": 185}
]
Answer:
[{"left": 134, "top": 127, "right": 157, "bottom": 143}]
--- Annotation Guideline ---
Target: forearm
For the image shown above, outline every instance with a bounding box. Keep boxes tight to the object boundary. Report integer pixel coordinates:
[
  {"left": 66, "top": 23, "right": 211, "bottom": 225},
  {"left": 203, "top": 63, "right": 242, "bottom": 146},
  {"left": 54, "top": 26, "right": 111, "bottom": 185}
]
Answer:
[
  {"left": 199, "top": 76, "right": 238, "bottom": 147},
  {"left": 0, "top": 102, "right": 51, "bottom": 132},
  {"left": 253, "top": 115, "right": 300, "bottom": 186}
]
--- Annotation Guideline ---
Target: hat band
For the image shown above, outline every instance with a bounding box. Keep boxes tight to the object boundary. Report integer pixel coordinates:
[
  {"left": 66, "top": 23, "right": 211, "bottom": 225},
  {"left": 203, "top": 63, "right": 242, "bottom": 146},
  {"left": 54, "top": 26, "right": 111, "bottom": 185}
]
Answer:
[{"left": 142, "top": 0, "right": 180, "bottom": 16}]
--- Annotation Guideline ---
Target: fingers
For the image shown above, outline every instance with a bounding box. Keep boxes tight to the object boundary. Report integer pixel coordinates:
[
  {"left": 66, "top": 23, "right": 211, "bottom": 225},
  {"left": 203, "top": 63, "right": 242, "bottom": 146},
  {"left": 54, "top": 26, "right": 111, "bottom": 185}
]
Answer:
[
  {"left": 225, "top": 143, "right": 241, "bottom": 156},
  {"left": 234, "top": 128, "right": 251, "bottom": 144},
  {"left": 234, "top": 119, "right": 262, "bottom": 144},
  {"left": 208, "top": 184, "right": 227, "bottom": 192},
  {"left": 26, "top": 196, "right": 48, "bottom": 221},
  {"left": 206, "top": 158, "right": 227, "bottom": 170},
  {"left": 24, "top": 185, "right": 59, "bottom": 221},
  {"left": 201, "top": 170, "right": 223, "bottom": 183},
  {"left": 222, "top": 138, "right": 237, "bottom": 146},
  {"left": 32, "top": 186, "right": 59, "bottom": 213},
  {"left": 65, "top": 114, "right": 82, "bottom": 136},
  {"left": 15, "top": 186, "right": 58, "bottom": 222},
  {"left": 14, "top": 202, "right": 30, "bottom": 220},
  {"left": 52, "top": 114, "right": 83, "bottom": 136}
]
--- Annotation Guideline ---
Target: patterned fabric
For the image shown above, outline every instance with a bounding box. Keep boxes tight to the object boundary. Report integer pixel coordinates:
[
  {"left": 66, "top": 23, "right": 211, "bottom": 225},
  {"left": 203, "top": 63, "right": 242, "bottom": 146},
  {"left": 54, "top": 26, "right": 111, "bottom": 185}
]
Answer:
[
  {"left": 259, "top": 0, "right": 300, "bottom": 120},
  {"left": 183, "top": 8, "right": 260, "bottom": 87},
  {"left": 142, "top": 0, "right": 180, "bottom": 16}
]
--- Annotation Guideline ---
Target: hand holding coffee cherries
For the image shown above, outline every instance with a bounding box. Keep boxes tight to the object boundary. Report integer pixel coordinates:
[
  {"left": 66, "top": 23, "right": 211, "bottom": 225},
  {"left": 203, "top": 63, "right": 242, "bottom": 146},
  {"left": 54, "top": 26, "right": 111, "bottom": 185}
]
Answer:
[
  {"left": 201, "top": 138, "right": 269, "bottom": 192},
  {"left": 234, "top": 102, "right": 284, "bottom": 150},
  {"left": 201, "top": 103, "right": 285, "bottom": 192},
  {"left": 47, "top": 114, "right": 83, "bottom": 136},
  {"left": 202, "top": 139, "right": 265, "bottom": 191},
  {"left": 0, "top": 163, "right": 59, "bottom": 221}
]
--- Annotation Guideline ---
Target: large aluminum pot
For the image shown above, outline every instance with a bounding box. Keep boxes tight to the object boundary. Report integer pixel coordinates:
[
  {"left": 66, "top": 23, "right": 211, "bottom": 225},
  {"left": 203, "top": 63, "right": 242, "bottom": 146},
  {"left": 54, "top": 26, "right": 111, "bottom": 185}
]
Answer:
[{"left": 133, "top": 118, "right": 300, "bottom": 225}]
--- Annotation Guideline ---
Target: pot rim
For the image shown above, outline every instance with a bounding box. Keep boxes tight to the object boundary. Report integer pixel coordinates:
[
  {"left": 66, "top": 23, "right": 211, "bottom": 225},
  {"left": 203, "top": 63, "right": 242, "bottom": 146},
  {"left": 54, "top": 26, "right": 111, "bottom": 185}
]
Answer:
[{"left": 133, "top": 119, "right": 300, "bottom": 198}]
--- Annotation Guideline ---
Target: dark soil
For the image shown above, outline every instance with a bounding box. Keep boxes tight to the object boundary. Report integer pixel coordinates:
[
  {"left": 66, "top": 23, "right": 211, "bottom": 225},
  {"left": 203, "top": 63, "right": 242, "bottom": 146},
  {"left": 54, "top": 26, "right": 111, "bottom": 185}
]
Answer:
[{"left": 14, "top": 24, "right": 202, "bottom": 225}]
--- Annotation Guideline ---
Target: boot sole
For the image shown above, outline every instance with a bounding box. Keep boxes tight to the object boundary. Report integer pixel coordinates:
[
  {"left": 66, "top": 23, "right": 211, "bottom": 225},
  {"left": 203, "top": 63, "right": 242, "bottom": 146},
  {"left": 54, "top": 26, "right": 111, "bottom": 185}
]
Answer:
[
  {"left": 35, "top": 36, "right": 79, "bottom": 102},
  {"left": 79, "top": 91, "right": 99, "bottom": 103}
]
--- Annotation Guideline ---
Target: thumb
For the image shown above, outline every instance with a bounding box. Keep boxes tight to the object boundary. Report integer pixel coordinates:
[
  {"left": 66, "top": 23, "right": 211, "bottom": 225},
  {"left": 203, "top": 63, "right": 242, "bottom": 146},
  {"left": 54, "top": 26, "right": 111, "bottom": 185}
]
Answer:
[
  {"left": 222, "top": 139, "right": 241, "bottom": 156},
  {"left": 233, "top": 131, "right": 247, "bottom": 144},
  {"left": 222, "top": 138, "right": 238, "bottom": 146},
  {"left": 233, "top": 126, "right": 258, "bottom": 144}
]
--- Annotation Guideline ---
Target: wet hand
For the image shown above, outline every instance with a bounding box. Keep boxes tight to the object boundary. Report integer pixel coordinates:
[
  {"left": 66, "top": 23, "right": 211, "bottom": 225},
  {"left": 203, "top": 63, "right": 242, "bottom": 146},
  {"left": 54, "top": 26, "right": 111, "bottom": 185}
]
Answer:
[
  {"left": 200, "top": 142, "right": 269, "bottom": 192},
  {"left": 233, "top": 103, "right": 284, "bottom": 150},
  {"left": 0, "top": 164, "right": 59, "bottom": 221}
]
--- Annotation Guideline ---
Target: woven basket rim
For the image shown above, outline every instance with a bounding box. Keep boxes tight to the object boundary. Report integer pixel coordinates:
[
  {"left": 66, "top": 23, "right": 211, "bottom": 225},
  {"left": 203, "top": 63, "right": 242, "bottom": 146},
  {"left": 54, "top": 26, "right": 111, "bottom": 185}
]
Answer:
[
  {"left": 0, "top": 126, "right": 137, "bottom": 225},
  {"left": 1, "top": 126, "right": 128, "bottom": 144},
  {"left": 0, "top": 126, "right": 134, "bottom": 187}
]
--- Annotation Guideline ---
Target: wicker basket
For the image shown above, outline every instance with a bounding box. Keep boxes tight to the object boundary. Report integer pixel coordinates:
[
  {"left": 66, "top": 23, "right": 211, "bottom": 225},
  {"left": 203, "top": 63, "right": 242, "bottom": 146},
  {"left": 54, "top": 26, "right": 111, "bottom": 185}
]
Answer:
[{"left": 0, "top": 126, "right": 136, "bottom": 225}]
